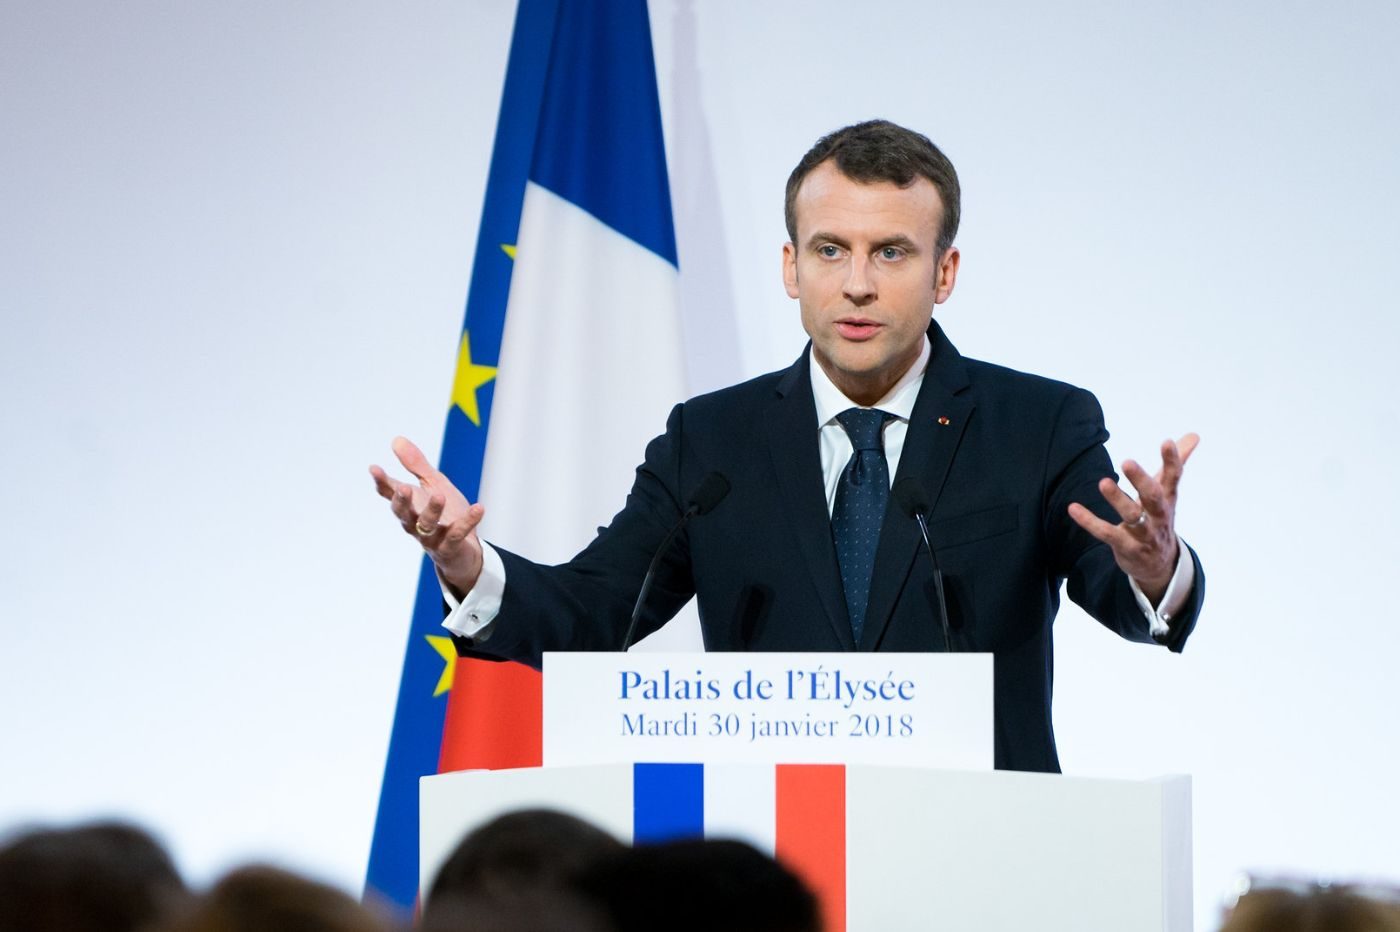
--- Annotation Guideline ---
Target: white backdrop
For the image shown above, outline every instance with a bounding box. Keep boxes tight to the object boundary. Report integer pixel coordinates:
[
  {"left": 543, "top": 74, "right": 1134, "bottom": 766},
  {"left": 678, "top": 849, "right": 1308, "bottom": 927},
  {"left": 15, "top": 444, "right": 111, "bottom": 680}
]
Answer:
[{"left": 3, "top": 2, "right": 1398, "bottom": 929}]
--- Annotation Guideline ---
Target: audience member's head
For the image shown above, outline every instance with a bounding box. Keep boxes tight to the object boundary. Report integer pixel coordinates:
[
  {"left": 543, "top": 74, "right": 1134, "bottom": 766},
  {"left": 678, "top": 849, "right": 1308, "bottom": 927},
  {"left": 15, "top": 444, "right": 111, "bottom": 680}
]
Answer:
[
  {"left": 583, "top": 837, "right": 820, "bottom": 932},
  {"left": 426, "top": 808, "right": 624, "bottom": 907},
  {"left": 0, "top": 820, "right": 187, "bottom": 932},
  {"left": 160, "top": 864, "right": 391, "bottom": 932},
  {"left": 1222, "top": 884, "right": 1400, "bottom": 932},
  {"left": 421, "top": 888, "right": 614, "bottom": 932},
  {"left": 422, "top": 809, "right": 625, "bottom": 931}
]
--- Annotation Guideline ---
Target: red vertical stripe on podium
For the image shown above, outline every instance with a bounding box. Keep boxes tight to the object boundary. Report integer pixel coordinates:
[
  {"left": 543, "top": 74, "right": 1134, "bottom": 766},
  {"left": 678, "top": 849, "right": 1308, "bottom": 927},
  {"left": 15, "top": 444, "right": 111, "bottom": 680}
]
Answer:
[
  {"left": 775, "top": 764, "right": 846, "bottom": 932},
  {"left": 437, "top": 658, "right": 542, "bottom": 771}
]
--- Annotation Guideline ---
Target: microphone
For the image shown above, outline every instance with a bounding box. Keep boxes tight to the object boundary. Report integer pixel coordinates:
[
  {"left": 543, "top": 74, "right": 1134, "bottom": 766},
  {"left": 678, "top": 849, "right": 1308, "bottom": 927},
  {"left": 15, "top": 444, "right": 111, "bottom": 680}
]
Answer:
[
  {"left": 619, "top": 472, "right": 731, "bottom": 651},
  {"left": 686, "top": 471, "right": 732, "bottom": 517},
  {"left": 892, "top": 477, "right": 954, "bottom": 652}
]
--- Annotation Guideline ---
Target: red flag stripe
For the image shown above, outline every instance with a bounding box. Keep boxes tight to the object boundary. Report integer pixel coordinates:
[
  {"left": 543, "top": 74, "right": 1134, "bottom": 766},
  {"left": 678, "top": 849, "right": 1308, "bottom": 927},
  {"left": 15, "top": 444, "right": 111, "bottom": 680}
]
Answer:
[
  {"left": 775, "top": 764, "right": 846, "bottom": 932},
  {"left": 438, "top": 658, "right": 542, "bottom": 772}
]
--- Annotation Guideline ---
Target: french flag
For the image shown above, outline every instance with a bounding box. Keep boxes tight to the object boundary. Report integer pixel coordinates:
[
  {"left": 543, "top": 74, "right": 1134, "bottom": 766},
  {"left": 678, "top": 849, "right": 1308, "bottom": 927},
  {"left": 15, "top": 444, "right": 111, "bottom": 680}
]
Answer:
[{"left": 634, "top": 763, "right": 848, "bottom": 932}]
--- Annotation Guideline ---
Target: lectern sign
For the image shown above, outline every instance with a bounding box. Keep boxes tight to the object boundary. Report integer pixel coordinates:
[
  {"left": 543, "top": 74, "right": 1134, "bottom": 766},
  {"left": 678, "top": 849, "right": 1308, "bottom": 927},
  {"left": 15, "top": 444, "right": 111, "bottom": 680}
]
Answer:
[{"left": 542, "top": 652, "right": 993, "bottom": 769}]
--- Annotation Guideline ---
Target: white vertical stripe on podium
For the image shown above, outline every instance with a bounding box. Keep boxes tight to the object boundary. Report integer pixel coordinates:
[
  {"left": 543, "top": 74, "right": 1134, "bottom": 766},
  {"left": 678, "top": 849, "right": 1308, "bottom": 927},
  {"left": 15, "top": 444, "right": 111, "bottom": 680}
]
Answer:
[{"left": 702, "top": 763, "right": 776, "bottom": 855}]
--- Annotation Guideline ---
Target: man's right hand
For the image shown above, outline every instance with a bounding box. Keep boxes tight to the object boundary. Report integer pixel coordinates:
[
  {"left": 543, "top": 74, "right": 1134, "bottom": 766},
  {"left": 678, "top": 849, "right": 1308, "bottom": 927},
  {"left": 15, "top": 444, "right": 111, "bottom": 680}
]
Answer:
[{"left": 370, "top": 436, "right": 484, "bottom": 597}]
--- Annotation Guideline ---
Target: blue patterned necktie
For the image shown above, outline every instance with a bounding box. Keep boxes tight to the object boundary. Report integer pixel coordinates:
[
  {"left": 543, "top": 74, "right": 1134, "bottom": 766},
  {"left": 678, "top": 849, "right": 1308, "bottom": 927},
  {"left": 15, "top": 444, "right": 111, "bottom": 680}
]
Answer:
[{"left": 831, "top": 407, "right": 895, "bottom": 643}]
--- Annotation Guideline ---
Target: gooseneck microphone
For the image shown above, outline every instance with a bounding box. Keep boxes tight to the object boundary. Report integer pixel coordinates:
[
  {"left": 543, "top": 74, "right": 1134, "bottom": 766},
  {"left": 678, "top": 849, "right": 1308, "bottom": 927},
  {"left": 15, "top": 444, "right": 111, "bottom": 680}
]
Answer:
[
  {"left": 619, "top": 471, "right": 731, "bottom": 651},
  {"left": 892, "top": 477, "right": 954, "bottom": 652}
]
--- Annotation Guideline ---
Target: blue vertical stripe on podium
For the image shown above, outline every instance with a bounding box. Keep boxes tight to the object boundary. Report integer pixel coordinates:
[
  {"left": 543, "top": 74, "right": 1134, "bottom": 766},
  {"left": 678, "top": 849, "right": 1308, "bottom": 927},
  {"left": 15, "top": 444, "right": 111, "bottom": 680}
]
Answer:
[{"left": 633, "top": 763, "right": 705, "bottom": 843}]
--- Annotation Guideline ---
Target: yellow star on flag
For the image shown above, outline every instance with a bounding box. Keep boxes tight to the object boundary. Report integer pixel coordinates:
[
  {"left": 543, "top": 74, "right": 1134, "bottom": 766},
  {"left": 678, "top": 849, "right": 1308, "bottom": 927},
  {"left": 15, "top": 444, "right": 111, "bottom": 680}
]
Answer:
[
  {"left": 425, "top": 635, "right": 457, "bottom": 698},
  {"left": 451, "top": 330, "right": 497, "bottom": 426},
  {"left": 500, "top": 243, "right": 517, "bottom": 259}
]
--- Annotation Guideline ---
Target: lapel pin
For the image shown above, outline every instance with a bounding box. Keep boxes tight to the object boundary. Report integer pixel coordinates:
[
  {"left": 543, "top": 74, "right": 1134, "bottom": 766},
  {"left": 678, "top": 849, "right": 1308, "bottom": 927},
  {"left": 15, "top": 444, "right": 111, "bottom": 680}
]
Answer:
[{"left": 937, "top": 416, "right": 951, "bottom": 426}]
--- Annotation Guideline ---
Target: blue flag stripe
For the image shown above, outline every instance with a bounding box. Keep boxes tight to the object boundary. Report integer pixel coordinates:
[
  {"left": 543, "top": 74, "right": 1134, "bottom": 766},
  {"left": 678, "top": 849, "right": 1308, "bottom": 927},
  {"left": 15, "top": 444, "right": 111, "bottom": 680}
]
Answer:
[
  {"left": 633, "top": 763, "right": 705, "bottom": 843},
  {"left": 529, "top": 0, "right": 677, "bottom": 267}
]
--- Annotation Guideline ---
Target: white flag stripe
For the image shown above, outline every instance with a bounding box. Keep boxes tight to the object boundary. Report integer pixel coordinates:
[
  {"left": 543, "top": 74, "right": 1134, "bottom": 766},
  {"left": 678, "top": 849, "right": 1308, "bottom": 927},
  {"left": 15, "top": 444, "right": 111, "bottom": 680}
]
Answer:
[
  {"left": 703, "top": 763, "right": 777, "bottom": 855},
  {"left": 479, "top": 182, "right": 685, "bottom": 562}
]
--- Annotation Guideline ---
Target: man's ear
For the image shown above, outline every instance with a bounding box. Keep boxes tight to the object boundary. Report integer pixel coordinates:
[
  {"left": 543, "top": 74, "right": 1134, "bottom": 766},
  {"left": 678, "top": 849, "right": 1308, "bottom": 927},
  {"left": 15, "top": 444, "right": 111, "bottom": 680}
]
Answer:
[
  {"left": 782, "top": 241, "right": 799, "bottom": 298},
  {"left": 934, "top": 246, "right": 961, "bottom": 305}
]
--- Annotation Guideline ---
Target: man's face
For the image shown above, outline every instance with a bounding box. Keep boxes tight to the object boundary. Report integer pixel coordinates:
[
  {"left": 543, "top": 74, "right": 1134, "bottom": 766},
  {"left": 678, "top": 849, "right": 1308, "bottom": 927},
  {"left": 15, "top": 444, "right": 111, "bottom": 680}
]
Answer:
[{"left": 783, "top": 160, "right": 959, "bottom": 406}]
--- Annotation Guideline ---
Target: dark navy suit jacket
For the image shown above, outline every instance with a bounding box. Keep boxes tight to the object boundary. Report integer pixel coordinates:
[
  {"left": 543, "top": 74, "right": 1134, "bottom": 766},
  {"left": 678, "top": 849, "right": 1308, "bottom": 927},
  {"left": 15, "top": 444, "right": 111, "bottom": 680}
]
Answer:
[{"left": 469, "top": 321, "right": 1203, "bottom": 772}]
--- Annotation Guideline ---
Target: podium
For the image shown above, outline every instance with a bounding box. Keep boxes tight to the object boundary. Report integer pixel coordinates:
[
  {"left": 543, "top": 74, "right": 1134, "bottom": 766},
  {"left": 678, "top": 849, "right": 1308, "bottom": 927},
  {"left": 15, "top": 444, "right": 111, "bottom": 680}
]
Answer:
[{"left": 419, "top": 654, "right": 1192, "bottom": 931}]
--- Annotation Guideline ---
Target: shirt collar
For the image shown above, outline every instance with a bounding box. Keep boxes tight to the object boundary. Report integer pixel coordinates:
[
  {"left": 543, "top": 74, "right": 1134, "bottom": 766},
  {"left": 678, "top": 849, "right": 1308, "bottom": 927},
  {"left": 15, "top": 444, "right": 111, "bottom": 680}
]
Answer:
[{"left": 809, "top": 333, "right": 930, "bottom": 427}]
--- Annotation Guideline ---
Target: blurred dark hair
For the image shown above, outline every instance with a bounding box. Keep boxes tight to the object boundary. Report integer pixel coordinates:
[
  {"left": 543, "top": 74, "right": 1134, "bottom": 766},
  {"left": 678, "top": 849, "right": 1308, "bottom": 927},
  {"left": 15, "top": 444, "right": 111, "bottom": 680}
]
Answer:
[
  {"left": 0, "top": 820, "right": 187, "bottom": 932},
  {"left": 785, "top": 119, "right": 961, "bottom": 257},
  {"left": 422, "top": 889, "right": 614, "bottom": 932},
  {"left": 582, "top": 837, "right": 819, "bottom": 932},
  {"left": 160, "top": 864, "right": 391, "bottom": 932},
  {"left": 1223, "top": 887, "right": 1400, "bottom": 932},
  {"left": 424, "top": 809, "right": 624, "bottom": 923}
]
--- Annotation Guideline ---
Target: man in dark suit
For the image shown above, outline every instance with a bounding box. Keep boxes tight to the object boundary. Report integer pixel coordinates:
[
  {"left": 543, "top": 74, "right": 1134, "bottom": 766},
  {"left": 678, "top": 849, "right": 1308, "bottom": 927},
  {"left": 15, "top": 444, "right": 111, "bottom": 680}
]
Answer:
[{"left": 372, "top": 120, "right": 1201, "bottom": 772}]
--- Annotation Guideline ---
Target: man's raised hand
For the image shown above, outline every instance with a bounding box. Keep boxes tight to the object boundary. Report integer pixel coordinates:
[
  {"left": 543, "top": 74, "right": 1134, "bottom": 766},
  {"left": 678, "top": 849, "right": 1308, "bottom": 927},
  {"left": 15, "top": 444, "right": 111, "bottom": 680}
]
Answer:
[
  {"left": 1067, "top": 433, "right": 1199, "bottom": 605},
  {"left": 370, "top": 436, "right": 484, "bottom": 596}
]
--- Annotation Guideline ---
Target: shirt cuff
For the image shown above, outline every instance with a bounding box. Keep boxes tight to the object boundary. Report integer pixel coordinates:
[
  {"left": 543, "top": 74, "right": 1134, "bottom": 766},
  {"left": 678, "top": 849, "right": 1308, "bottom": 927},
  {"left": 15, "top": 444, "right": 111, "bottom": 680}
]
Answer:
[
  {"left": 1128, "top": 536, "right": 1195, "bottom": 638},
  {"left": 440, "top": 542, "right": 506, "bottom": 641}
]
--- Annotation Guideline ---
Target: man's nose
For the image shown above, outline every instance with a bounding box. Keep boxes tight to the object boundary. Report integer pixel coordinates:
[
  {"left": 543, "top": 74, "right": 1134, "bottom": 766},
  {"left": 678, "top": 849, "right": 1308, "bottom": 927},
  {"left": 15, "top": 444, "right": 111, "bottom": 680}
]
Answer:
[{"left": 843, "top": 254, "right": 876, "bottom": 304}]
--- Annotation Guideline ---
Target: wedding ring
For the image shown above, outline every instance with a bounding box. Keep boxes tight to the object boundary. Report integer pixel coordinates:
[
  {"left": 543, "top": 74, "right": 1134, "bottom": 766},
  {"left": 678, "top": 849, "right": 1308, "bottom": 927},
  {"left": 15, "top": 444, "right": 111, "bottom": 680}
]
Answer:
[
  {"left": 1127, "top": 511, "right": 1148, "bottom": 529},
  {"left": 415, "top": 521, "right": 436, "bottom": 537}
]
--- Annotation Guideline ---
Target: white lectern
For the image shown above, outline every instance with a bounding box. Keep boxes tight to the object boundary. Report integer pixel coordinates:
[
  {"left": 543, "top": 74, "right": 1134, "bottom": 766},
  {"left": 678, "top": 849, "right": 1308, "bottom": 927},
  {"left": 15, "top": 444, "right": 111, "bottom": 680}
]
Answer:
[{"left": 419, "top": 653, "right": 1192, "bottom": 932}]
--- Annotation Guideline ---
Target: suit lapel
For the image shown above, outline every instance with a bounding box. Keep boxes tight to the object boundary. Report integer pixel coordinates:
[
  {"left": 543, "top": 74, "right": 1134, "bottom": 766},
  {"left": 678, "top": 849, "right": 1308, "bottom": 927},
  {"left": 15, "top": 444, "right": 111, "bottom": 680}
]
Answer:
[
  {"left": 765, "top": 353, "right": 857, "bottom": 650},
  {"left": 861, "top": 322, "right": 975, "bottom": 651}
]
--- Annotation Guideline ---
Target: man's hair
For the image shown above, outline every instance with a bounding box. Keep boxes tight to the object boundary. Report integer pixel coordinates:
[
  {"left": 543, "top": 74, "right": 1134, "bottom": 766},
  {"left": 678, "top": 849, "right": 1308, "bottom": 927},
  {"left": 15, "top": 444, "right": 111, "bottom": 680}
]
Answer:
[{"left": 784, "top": 119, "right": 961, "bottom": 257}]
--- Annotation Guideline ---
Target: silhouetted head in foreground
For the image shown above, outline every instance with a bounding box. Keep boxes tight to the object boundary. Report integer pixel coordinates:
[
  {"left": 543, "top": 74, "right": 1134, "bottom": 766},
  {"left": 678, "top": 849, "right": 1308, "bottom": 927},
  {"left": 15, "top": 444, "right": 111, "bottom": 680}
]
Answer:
[
  {"left": 0, "top": 820, "right": 187, "bottom": 932},
  {"left": 160, "top": 864, "right": 392, "bottom": 932},
  {"left": 427, "top": 808, "right": 625, "bottom": 904},
  {"left": 1221, "top": 885, "right": 1400, "bottom": 932},
  {"left": 583, "top": 837, "right": 820, "bottom": 932},
  {"left": 423, "top": 809, "right": 625, "bottom": 931}
]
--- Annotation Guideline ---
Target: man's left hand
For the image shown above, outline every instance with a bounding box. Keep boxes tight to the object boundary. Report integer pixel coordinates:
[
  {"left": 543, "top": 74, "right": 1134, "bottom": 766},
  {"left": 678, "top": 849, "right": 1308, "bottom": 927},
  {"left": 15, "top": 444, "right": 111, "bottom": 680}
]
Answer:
[{"left": 1068, "top": 433, "right": 1199, "bottom": 605}]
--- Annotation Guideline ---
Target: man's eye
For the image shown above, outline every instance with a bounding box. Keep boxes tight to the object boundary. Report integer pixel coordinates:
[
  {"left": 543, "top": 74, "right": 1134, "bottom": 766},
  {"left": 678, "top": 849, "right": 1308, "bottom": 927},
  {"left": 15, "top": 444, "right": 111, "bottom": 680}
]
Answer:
[
  {"left": 818, "top": 244, "right": 841, "bottom": 258},
  {"left": 879, "top": 246, "right": 904, "bottom": 260}
]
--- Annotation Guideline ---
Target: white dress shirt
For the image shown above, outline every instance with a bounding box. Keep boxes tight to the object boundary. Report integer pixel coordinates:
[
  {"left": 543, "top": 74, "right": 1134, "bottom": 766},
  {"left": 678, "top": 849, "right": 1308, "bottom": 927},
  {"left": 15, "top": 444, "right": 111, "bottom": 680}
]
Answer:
[{"left": 443, "top": 335, "right": 1192, "bottom": 640}]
